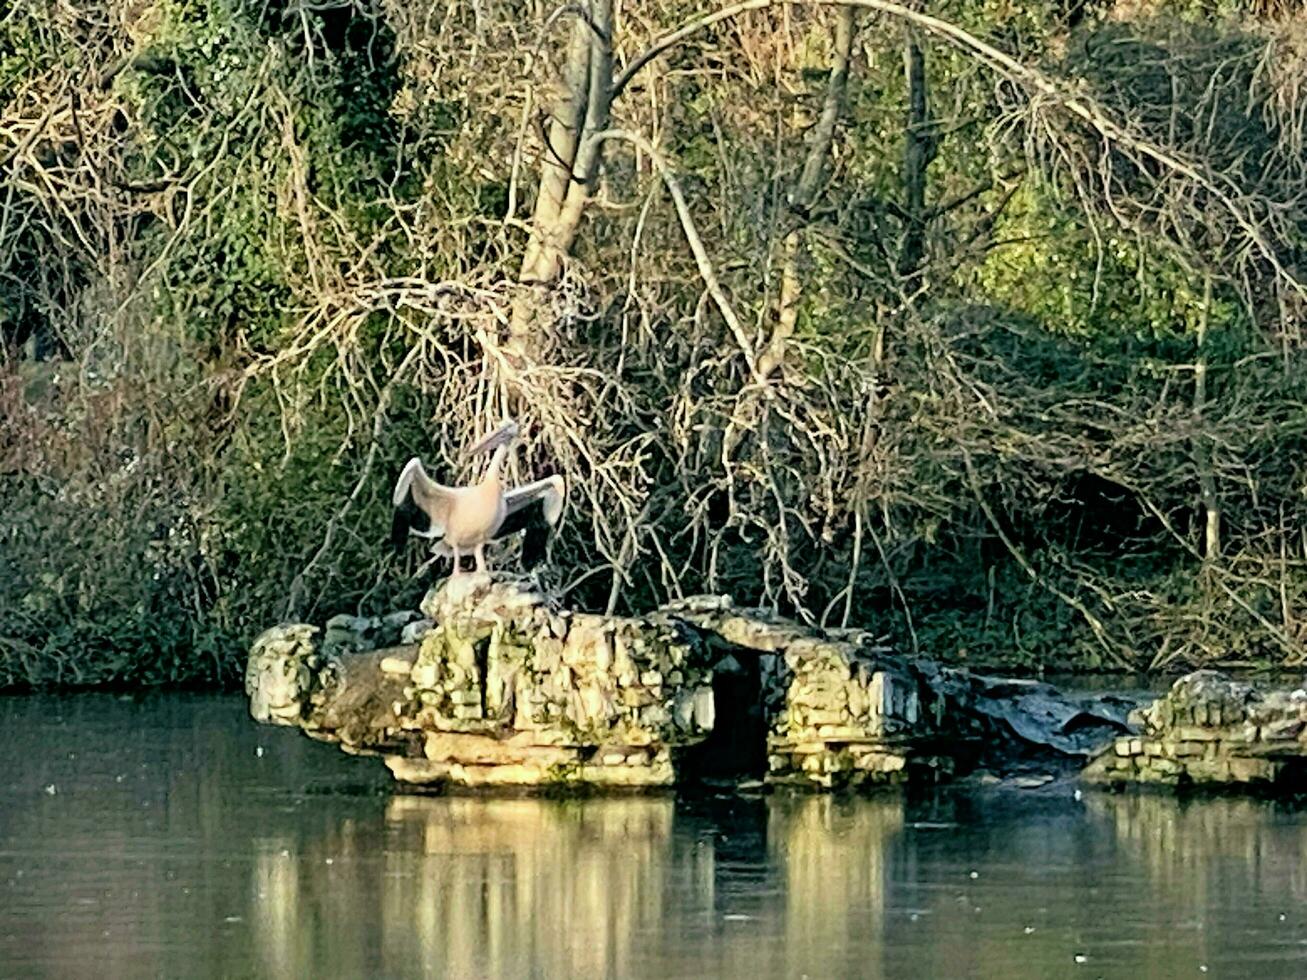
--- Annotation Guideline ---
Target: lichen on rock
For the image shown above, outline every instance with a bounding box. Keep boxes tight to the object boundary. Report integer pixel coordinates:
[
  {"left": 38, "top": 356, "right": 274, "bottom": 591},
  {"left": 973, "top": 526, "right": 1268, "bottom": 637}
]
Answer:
[
  {"left": 246, "top": 574, "right": 717, "bottom": 790},
  {"left": 245, "top": 623, "right": 323, "bottom": 726},
  {"left": 392, "top": 574, "right": 716, "bottom": 788},
  {"left": 657, "top": 597, "right": 957, "bottom": 788}
]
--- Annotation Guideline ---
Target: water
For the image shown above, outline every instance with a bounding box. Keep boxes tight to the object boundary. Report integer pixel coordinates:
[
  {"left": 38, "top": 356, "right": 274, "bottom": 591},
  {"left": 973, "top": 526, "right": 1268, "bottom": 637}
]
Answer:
[{"left": 3, "top": 695, "right": 1307, "bottom": 979}]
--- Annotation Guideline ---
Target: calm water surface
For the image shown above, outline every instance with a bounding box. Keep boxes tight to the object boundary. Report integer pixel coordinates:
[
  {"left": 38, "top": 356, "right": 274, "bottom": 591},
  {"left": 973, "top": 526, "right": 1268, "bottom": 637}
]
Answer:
[{"left": 3, "top": 694, "right": 1307, "bottom": 979}]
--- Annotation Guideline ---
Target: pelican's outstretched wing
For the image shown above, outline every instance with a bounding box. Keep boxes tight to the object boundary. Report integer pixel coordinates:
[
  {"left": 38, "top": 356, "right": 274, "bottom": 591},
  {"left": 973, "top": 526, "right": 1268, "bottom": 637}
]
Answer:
[
  {"left": 390, "top": 457, "right": 456, "bottom": 551},
  {"left": 496, "top": 475, "right": 566, "bottom": 567},
  {"left": 503, "top": 475, "right": 565, "bottom": 525}
]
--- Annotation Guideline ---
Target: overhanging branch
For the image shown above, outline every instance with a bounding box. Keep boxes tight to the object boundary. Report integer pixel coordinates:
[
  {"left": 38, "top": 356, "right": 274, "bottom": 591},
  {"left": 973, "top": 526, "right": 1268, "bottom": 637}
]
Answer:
[{"left": 613, "top": 0, "right": 1306, "bottom": 298}]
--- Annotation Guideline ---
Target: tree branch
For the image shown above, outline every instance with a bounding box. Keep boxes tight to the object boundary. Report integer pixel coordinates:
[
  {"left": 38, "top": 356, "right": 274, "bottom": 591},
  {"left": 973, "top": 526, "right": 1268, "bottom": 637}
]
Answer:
[
  {"left": 616, "top": 0, "right": 1307, "bottom": 297},
  {"left": 590, "top": 127, "right": 764, "bottom": 384}
]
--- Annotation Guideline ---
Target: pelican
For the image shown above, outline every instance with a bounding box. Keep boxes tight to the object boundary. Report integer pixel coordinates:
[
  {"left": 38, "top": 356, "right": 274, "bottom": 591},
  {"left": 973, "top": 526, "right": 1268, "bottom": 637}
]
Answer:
[{"left": 390, "top": 420, "right": 565, "bottom": 576}]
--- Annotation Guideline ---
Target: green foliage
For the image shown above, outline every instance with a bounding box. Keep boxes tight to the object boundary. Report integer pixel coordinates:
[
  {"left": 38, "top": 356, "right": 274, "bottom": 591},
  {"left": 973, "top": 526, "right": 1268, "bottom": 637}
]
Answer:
[
  {"left": 0, "top": 0, "right": 431, "bottom": 689},
  {"left": 1, "top": 9, "right": 49, "bottom": 100},
  {"left": 4, "top": 0, "right": 1307, "bottom": 689},
  {"left": 968, "top": 184, "right": 1204, "bottom": 339}
]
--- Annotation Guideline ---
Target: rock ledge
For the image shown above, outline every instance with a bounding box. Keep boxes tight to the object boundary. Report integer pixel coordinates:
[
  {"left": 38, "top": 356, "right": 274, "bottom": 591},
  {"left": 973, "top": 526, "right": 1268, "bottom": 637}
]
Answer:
[
  {"left": 248, "top": 576, "right": 1148, "bottom": 792},
  {"left": 1083, "top": 670, "right": 1307, "bottom": 789}
]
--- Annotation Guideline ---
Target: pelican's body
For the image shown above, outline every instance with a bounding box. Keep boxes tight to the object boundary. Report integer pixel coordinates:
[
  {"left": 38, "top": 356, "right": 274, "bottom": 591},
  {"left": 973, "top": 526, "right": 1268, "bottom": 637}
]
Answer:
[
  {"left": 392, "top": 421, "right": 565, "bottom": 575},
  {"left": 397, "top": 459, "right": 508, "bottom": 550}
]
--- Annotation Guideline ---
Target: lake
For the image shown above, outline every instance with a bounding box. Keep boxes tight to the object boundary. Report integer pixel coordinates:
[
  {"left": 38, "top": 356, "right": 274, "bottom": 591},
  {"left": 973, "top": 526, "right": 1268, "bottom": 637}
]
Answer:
[{"left": 3, "top": 693, "right": 1307, "bottom": 978}]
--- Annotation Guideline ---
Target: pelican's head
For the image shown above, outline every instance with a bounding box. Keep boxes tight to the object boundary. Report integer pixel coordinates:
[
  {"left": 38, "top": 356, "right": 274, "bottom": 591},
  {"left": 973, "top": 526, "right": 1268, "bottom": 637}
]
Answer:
[{"left": 464, "top": 419, "right": 520, "bottom": 459}]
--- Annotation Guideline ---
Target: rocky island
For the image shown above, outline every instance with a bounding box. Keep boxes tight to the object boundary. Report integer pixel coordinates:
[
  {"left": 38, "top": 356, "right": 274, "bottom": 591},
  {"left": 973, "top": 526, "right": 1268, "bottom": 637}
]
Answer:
[{"left": 247, "top": 574, "right": 1168, "bottom": 792}]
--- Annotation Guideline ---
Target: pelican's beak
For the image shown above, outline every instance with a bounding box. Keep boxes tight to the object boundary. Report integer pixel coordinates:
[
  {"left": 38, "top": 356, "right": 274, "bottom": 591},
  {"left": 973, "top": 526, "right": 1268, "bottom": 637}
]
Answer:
[{"left": 464, "top": 420, "right": 520, "bottom": 458}]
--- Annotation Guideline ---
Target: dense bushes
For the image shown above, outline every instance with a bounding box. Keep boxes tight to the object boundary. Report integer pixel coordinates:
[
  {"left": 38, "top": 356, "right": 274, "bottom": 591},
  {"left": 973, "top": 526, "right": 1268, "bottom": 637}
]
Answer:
[{"left": 3, "top": 0, "right": 1307, "bottom": 687}]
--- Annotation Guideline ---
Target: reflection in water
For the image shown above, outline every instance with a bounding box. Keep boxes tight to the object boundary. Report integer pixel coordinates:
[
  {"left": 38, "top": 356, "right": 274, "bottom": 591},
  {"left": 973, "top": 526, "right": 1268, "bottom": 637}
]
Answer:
[
  {"left": 770, "top": 796, "right": 901, "bottom": 978},
  {"left": 357, "top": 794, "right": 907, "bottom": 980},
  {"left": 1089, "top": 791, "right": 1307, "bottom": 901},
  {"left": 1083, "top": 792, "right": 1307, "bottom": 977},
  {"left": 379, "top": 797, "right": 679, "bottom": 979},
  {"left": 4, "top": 695, "right": 1307, "bottom": 978}
]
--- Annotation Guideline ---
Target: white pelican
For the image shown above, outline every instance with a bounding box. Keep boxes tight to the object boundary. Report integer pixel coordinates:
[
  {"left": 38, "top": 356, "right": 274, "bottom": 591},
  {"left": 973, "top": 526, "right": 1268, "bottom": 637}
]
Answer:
[{"left": 391, "top": 420, "right": 565, "bottom": 576}]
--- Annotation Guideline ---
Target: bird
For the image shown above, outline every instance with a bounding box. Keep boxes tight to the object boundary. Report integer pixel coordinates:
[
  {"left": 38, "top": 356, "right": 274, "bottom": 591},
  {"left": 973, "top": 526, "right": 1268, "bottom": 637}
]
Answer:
[{"left": 390, "top": 420, "right": 565, "bottom": 577}]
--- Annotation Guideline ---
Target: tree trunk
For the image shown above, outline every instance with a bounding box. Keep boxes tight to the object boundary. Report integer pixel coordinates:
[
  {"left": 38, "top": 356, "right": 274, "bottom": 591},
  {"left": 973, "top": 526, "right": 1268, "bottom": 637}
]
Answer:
[
  {"left": 1195, "top": 273, "right": 1220, "bottom": 562},
  {"left": 899, "top": 5, "right": 937, "bottom": 284},
  {"left": 510, "top": 0, "right": 614, "bottom": 358},
  {"left": 758, "top": 6, "right": 856, "bottom": 379},
  {"left": 518, "top": 13, "right": 594, "bottom": 284}
]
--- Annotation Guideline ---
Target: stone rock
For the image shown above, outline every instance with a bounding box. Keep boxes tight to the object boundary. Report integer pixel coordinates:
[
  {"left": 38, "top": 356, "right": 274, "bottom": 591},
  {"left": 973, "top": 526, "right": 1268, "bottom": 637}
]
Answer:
[
  {"left": 249, "top": 575, "right": 714, "bottom": 791},
  {"left": 1011, "top": 774, "right": 1054, "bottom": 789},
  {"left": 401, "top": 618, "right": 435, "bottom": 644},
  {"left": 1262, "top": 718, "right": 1303, "bottom": 741},
  {"left": 254, "top": 582, "right": 1302, "bottom": 797},
  {"left": 661, "top": 602, "right": 950, "bottom": 788},
  {"left": 921, "top": 667, "right": 1142, "bottom": 757},
  {"left": 660, "top": 600, "right": 1139, "bottom": 789},
  {"left": 386, "top": 746, "right": 676, "bottom": 788},
  {"left": 318, "top": 609, "right": 424, "bottom": 659},
  {"left": 247, "top": 616, "right": 417, "bottom": 757},
  {"left": 246, "top": 624, "right": 321, "bottom": 725},
  {"left": 380, "top": 651, "right": 416, "bottom": 676},
  {"left": 1082, "top": 670, "right": 1307, "bottom": 789}
]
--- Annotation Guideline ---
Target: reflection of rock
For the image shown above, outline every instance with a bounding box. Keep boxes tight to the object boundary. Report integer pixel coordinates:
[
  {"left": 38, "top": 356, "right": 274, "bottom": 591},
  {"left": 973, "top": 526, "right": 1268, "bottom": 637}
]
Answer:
[
  {"left": 1085, "top": 791, "right": 1307, "bottom": 908},
  {"left": 382, "top": 796, "right": 678, "bottom": 979},
  {"left": 251, "top": 838, "right": 301, "bottom": 980},
  {"left": 770, "top": 795, "right": 903, "bottom": 974},
  {"left": 373, "top": 794, "right": 907, "bottom": 980},
  {"left": 1083, "top": 670, "right": 1307, "bottom": 788},
  {"left": 235, "top": 786, "right": 1307, "bottom": 980}
]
